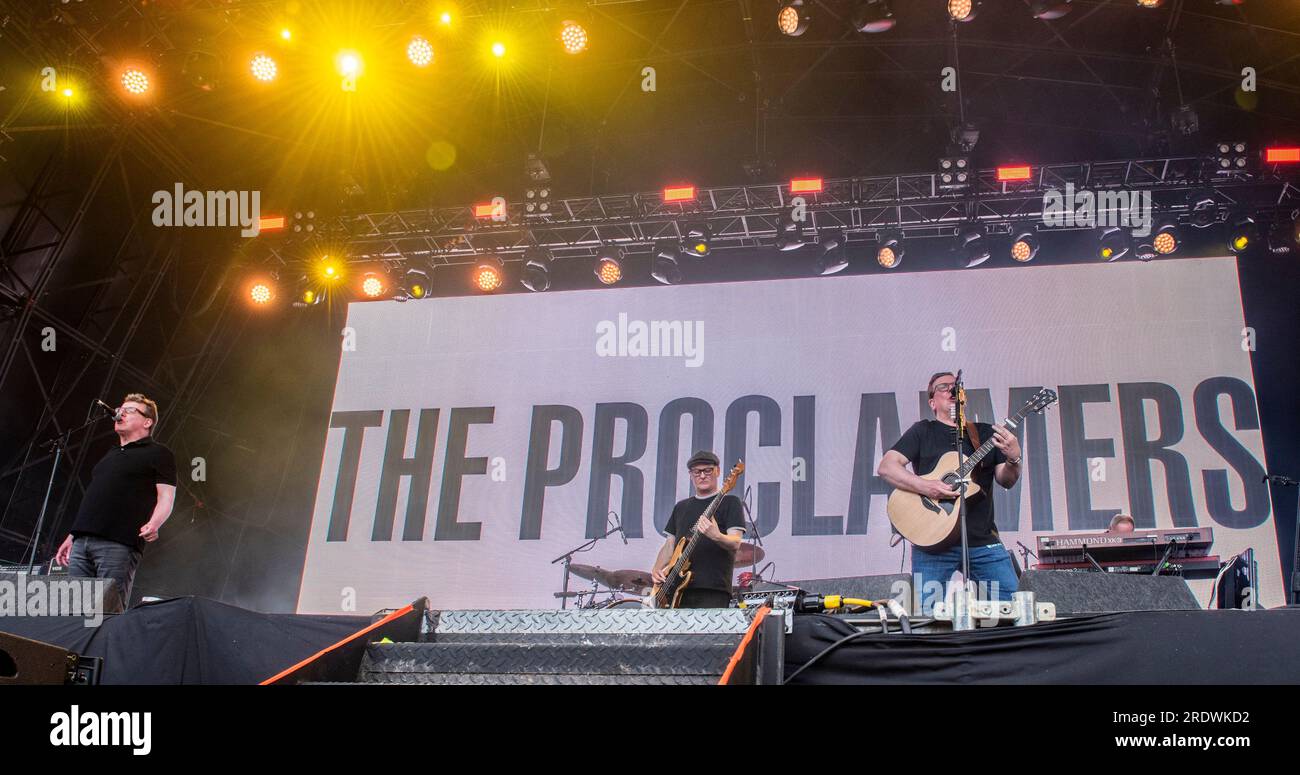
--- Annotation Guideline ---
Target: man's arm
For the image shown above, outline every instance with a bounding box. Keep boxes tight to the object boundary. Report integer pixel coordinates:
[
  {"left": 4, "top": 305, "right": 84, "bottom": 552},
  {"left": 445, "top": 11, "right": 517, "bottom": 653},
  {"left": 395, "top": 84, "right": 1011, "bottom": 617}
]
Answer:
[
  {"left": 878, "top": 450, "right": 958, "bottom": 500},
  {"left": 651, "top": 535, "right": 677, "bottom": 583},
  {"left": 991, "top": 424, "right": 1022, "bottom": 489},
  {"left": 138, "top": 483, "right": 176, "bottom": 543}
]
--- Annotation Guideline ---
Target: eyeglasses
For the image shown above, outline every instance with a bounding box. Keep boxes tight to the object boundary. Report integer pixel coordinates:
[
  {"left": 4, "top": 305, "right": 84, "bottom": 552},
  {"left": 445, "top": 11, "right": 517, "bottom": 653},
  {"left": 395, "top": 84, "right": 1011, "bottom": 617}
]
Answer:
[
  {"left": 689, "top": 467, "right": 716, "bottom": 477},
  {"left": 930, "top": 382, "right": 955, "bottom": 397},
  {"left": 116, "top": 407, "right": 146, "bottom": 417}
]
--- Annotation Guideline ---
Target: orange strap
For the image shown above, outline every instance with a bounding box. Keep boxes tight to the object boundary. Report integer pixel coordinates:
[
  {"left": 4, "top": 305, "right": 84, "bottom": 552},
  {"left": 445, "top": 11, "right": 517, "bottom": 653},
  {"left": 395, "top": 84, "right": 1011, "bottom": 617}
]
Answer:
[
  {"left": 718, "top": 605, "right": 770, "bottom": 685},
  {"left": 965, "top": 421, "right": 981, "bottom": 448}
]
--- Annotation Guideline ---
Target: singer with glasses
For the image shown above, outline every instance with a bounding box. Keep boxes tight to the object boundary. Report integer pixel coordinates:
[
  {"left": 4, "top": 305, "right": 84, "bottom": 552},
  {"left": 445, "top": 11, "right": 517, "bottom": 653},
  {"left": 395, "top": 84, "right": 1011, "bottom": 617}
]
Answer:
[
  {"left": 650, "top": 451, "right": 746, "bottom": 608},
  {"left": 877, "top": 372, "right": 1022, "bottom": 614},
  {"left": 54, "top": 393, "right": 177, "bottom": 604}
]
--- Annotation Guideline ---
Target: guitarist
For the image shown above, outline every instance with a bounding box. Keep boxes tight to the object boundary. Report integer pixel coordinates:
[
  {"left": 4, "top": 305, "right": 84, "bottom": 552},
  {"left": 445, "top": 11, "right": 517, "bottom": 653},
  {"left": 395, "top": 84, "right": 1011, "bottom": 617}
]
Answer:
[
  {"left": 878, "top": 372, "right": 1023, "bottom": 613},
  {"left": 649, "top": 451, "right": 746, "bottom": 608}
]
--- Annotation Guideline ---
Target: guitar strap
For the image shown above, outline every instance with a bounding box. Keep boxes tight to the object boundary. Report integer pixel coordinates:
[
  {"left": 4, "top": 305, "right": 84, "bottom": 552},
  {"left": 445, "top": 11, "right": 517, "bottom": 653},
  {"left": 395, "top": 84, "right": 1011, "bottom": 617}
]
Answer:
[{"left": 964, "top": 420, "right": 981, "bottom": 448}]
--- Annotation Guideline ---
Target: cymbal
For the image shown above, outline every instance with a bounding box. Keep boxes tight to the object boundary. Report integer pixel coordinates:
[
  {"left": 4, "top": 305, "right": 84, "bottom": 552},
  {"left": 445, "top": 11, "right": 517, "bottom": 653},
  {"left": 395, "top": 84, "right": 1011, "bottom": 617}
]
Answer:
[
  {"left": 735, "top": 543, "right": 765, "bottom": 566},
  {"left": 604, "top": 569, "right": 653, "bottom": 593},
  {"left": 567, "top": 563, "right": 604, "bottom": 583}
]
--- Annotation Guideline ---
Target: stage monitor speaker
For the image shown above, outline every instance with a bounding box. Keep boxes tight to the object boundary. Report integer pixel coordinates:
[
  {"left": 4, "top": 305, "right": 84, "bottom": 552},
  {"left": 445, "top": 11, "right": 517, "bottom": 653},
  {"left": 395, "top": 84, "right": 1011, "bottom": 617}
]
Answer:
[
  {"left": 756, "top": 574, "right": 915, "bottom": 614},
  {"left": 0, "top": 632, "right": 74, "bottom": 685},
  {"left": 1017, "top": 570, "right": 1199, "bottom": 616}
]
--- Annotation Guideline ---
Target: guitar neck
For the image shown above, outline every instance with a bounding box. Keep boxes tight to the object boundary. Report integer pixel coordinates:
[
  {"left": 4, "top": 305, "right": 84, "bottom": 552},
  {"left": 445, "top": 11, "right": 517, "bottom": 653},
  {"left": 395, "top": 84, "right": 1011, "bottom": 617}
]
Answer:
[{"left": 956, "top": 406, "right": 1031, "bottom": 476}]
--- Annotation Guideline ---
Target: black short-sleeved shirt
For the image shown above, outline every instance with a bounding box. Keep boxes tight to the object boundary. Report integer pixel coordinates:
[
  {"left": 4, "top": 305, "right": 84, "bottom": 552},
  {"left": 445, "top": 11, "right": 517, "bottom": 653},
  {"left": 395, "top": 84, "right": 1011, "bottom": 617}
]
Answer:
[
  {"left": 664, "top": 493, "right": 746, "bottom": 593},
  {"left": 70, "top": 436, "right": 177, "bottom": 551},
  {"left": 889, "top": 419, "right": 1006, "bottom": 547}
]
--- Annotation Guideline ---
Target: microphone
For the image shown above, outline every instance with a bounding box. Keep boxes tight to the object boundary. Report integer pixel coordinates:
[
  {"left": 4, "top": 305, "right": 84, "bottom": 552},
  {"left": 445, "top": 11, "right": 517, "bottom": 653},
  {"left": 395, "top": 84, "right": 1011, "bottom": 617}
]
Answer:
[
  {"left": 1263, "top": 474, "right": 1298, "bottom": 486},
  {"left": 950, "top": 369, "right": 963, "bottom": 398},
  {"left": 610, "top": 511, "right": 628, "bottom": 545},
  {"left": 95, "top": 400, "right": 121, "bottom": 421}
]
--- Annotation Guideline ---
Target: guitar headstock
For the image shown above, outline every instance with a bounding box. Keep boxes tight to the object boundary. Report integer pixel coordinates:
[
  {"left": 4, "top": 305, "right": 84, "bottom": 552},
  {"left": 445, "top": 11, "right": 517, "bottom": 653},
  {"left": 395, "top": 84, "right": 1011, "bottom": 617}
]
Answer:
[
  {"left": 719, "top": 460, "right": 745, "bottom": 495},
  {"left": 1027, "top": 388, "right": 1059, "bottom": 414}
]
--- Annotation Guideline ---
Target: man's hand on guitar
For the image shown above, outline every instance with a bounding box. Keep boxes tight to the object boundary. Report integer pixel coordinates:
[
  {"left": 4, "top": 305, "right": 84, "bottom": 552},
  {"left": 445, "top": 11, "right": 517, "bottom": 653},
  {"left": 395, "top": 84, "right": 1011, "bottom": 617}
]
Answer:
[
  {"left": 651, "top": 566, "right": 668, "bottom": 584},
  {"left": 694, "top": 515, "right": 722, "bottom": 540},
  {"left": 919, "top": 480, "right": 959, "bottom": 500},
  {"left": 992, "top": 424, "right": 1021, "bottom": 460}
]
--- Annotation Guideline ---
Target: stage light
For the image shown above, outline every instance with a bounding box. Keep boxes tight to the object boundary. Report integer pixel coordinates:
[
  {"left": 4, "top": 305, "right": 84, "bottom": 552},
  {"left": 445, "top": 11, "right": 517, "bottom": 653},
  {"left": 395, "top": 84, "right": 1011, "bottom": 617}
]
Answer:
[
  {"left": 815, "top": 230, "right": 849, "bottom": 275},
  {"left": 524, "top": 185, "right": 551, "bottom": 216},
  {"left": 876, "top": 231, "right": 904, "bottom": 269},
  {"left": 475, "top": 200, "right": 506, "bottom": 219},
  {"left": 292, "top": 276, "right": 323, "bottom": 308},
  {"left": 996, "top": 165, "right": 1032, "bottom": 182},
  {"left": 938, "top": 156, "right": 971, "bottom": 190},
  {"left": 1031, "top": 1, "right": 1073, "bottom": 19},
  {"left": 473, "top": 255, "right": 505, "bottom": 292},
  {"left": 61, "top": 87, "right": 74, "bottom": 98},
  {"left": 121, "top": 68, "right": 150, "bottom": 95},
  {"left": 1265, "top": 147, "right": 1300, "bottom": 164},
  {"left": 776, "top": 211, "right": 806, "bottom": 252},
  {"left": 1228, "top": 215, "right": 1255, "bottom": 254},
  {"left": 247, "top": 279, "right": 276, "bottom": 306},
  {"left": 250, "top": 54, "right": 277, "bottom": 82},
  {"left": 1267, "top": 222, "right": 1295, "bottom": 256},
  {"left": 292, "top": 210, "right": 316, "bottom": 233},
  {"left": 256, "top": 215, "right": 285, "bottom": 233},
  {"left": 402, "top": 268, "right": 431, "bottom": 299},
  {"left": 491, "top": 42, "right": 506, "bottom": 58},
  {"left": 318, "top": 255, "right": 344, "bottom": 283},
  {"left": 336, "top": 51, "right": 362, "bottom": 78},
  {"left": 360, "top": 270, "right": 388, "bottom": 299},
  {"left": 560, "top": 21, "right": 588, "bottom": 54},
  {"left": 663, "top": 185, "right": 696, "bottom": 203},
  {"left": 408, "top": 37, "right": 434, "bottom": 67},
  {"left": 280, "top": 29, "right": 292, "bottom": 41},
  {"left": 959, "top": 226, "right": 990, "bottom": 267},
  {"left": 778, "top": 2, "right": 811, "bottom": 37},
  {"left": 1098, "top": 227, "right": 1131, "bottom": 262},
  {"left": 652, "top": 242, "right": 684, "bottom": 285},
  {"left": 852, "top": 1, "right": 896, "bottom": 33},
  {"left": 948, "top": 0, "right": 979, "bottom": 22},
  {"left": 1214, "top": 141, "right": 1249, "bottom": 173},
  {"left": 790, "top": 177, "right": 823, "bottom": 194},
  {"left": 684, "top": 224, "right": 712, "bottom": 257},
  {"left": 594, "top": 248, "right": 624, "bottom": 285},
  {"left": 1136, "top": 0, "right": 1163, "bottom": 8},
  {"left": 1010, "top": 231, "right": 1039, "bottom": 262},
  {"left": 1152, "top": 224, "right": 1180, "bottom": 255},
  {"left": 520, "top": 250, "right": 553, "bottom": 292}
]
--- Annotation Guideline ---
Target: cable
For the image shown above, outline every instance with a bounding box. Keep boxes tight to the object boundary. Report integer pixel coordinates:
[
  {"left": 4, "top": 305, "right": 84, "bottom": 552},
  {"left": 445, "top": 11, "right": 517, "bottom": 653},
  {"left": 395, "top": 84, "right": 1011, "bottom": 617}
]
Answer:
[{"left": 783, "top": 630, "right": 871, "bottom": 684}]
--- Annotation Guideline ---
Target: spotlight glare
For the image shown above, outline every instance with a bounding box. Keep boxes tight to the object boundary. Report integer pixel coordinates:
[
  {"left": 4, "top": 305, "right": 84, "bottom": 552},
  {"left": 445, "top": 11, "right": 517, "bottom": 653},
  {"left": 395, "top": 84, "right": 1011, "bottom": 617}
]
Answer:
[
  {"left": 121, "top": 68, "right": 150, "bottom": 95},
  {"left": 491, "top": 42, "right": 506, "bottom": 58},
  {"left": 560, "top": 21, "right": 588, "bottom": 54},
  {"left": 249, "top": 281, "right": 274, "bottom": 305},
  {"left": 62, "top": 87, "right": 74, "bottom": 98},
  {"left": 280, "top": 29, "right": 292, "bottom": 41},
  {"left": 1153, "top": 230, "right": 1178, "bottom": 255},
  {"left": 778, "top": 3, "right": 811, "bottom": 37},
  {"left": 250, "top": 54, "right": 277, "bottom": 82},
  {"left": 473, "top": 256, "right": 505, "bottom": 292},
  {"left": 1010, "top": 232, "right": 1039, "bottom": 262},
  {"left": 948, "top": 0, "right": 977, "bottom": 22},
  {"left": 876, "top": 232, "right": 904, "bottom": 269},
  {"left": 337, "top": 51, "right": 362, "bottom": 77},
  {"left": 361, "top": 271, "right": 387, "bottom": 298},
  {"left": 408, "top": 37, "right": 434, "bottom": 67},
  {"left": 1136, "top": 0, "right": 1163, "bottom": 7},
  {"left": 595, "top": 251, "right": 624, "bottom": 285}
]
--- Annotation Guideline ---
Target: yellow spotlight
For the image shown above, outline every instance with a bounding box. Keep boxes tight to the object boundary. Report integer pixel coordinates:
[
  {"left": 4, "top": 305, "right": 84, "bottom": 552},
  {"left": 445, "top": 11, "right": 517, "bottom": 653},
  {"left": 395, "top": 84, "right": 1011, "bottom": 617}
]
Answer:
[
  {"left": 560, "top": 21, "right": 588, "bottom": 54},
  {"left": 250, "top": 54, "right": 277, "bottom": 82},
  {"left": 280, "top": 28, "right": 292, "bottom": 41},
  {"left": 1153, "top": 230, "right": 1177, "bottom": 255},
  {"left": 121, "top": 68, "right": 150, "bottom": 95},
  {"left": 319, "top": 256, "right": 344, "bottom": 282},
  {"left": 337, "top": 51, "right": 362, "bottom": 77},
  {"left": 408, "top": 36, "right": 434, "bottom": 67},
  {"left": 440, "top": 11, "right": 453, "bottom": 26},
  {"left": 62, "top": 87, "right": 74, "bottom": 98},
  {"left": 491, "top": 41, "right": 506, "bottom": 58}
]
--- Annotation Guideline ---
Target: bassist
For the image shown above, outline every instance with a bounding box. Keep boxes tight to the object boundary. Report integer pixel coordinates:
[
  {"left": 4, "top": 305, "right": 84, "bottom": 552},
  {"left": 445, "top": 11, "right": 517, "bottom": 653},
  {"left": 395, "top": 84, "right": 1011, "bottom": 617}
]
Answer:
[
  {"left": 650, "top": 451, "right": 746, "bottom": 608},
  {"left": 877, "top": 372, "right": 1022, "bottom": 612}
]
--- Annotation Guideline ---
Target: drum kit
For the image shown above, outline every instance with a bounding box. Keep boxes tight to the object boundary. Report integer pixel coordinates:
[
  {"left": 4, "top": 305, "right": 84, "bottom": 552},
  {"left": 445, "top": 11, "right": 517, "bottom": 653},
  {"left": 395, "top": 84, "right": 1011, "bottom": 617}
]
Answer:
[{"left": 553, "top": 545, "right": 767, "bottom": 609}]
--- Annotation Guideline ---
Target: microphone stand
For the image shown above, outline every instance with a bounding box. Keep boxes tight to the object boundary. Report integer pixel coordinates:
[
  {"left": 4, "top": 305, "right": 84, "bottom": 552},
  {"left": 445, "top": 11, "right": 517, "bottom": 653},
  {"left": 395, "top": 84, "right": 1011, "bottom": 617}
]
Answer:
[
  {"left": 549, "top": 522, "right": 622, "bottom": 610},
  {"left": 23, "top": 401, "right": 112, "bottom": 570},
  {"left": 952, "top": 376, "right": 974, "bottom": 631},
  {"left": 741, "top": 485, "right": 761, "bottom": 578}
]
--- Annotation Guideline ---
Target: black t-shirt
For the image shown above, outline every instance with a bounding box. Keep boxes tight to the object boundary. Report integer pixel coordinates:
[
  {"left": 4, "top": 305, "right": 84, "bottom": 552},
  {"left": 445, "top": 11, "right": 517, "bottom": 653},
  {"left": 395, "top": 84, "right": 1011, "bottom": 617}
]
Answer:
[
  {"left": 889, "top": 419, "right": 1006, "bottom": 548},
  {"left": 70, "top": 436, "right": 177, "bottom": 551},
  {"left": 665, "top": 493, "right": 746, "bottom": 593}
]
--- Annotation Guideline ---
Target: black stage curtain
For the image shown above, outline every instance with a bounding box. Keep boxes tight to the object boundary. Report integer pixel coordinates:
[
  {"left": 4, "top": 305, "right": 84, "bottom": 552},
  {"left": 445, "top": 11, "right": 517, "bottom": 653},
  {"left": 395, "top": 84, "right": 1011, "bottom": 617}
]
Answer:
[
  {"left": 0, "top": 596, "right": 369, "bottom": 684},
  {"left": 786, "top": 607, "right": 1300, "bottom": 684}
]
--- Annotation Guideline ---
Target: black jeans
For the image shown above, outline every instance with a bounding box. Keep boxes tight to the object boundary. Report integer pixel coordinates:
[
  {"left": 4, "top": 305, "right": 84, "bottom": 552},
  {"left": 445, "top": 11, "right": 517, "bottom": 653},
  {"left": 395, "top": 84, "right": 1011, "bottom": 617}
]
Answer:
[
  {"left": 677, "top": 588, "right": 733, "bottom": 609},
  {"left": 68, "top": 535, "right": 142, "bottom": 604}
]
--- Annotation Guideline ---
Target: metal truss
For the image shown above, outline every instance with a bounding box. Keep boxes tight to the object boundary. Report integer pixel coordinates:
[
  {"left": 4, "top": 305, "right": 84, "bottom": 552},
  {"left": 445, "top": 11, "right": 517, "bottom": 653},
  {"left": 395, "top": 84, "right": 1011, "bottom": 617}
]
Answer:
[{"left": 318, "top": 156, "right": 1300, "bottom": 267}]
